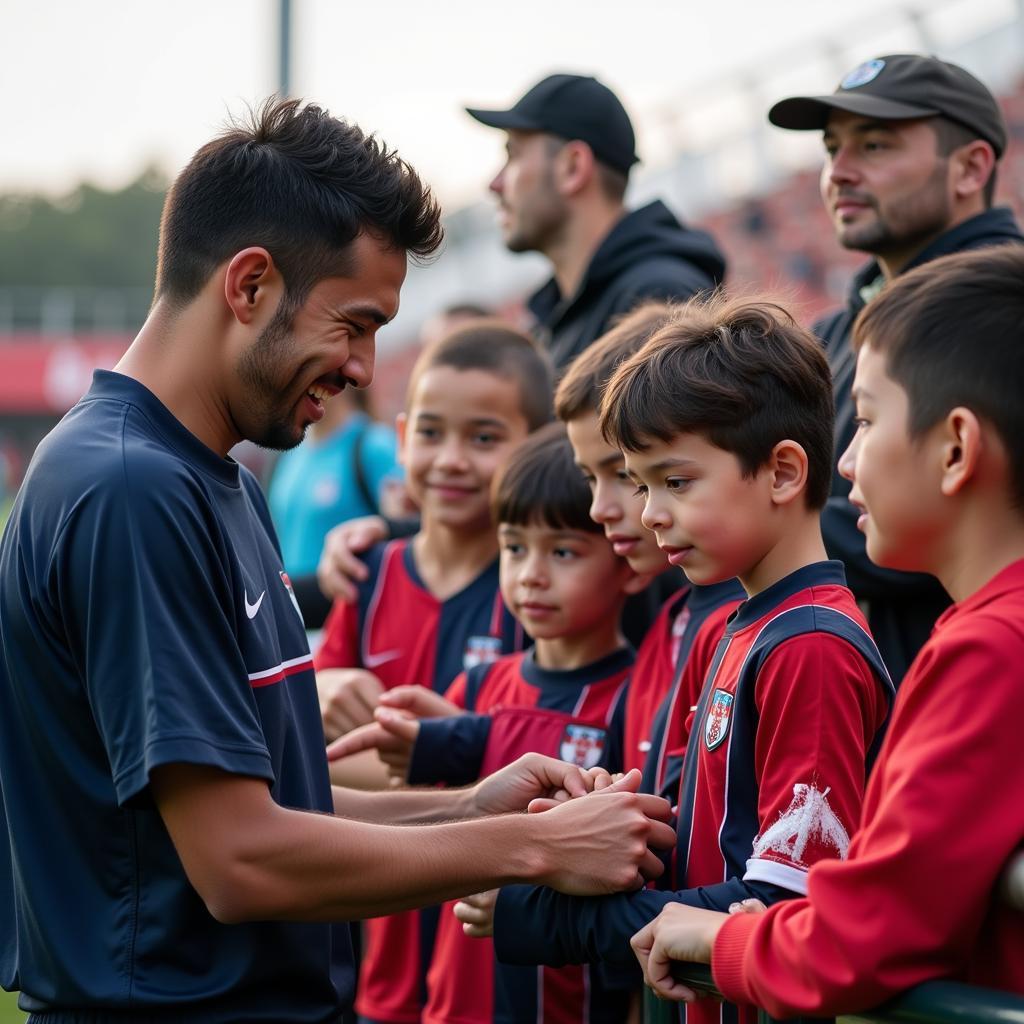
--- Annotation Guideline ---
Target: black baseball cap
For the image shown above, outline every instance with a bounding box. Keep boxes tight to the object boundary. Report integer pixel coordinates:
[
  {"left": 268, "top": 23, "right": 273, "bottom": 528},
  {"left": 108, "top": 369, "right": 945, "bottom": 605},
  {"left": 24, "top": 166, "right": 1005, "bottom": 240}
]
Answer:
[
  {"left": 466, "top": 74, "right": 639, "bottom": 175},
  {"left": 768, "top": 54, "right": 1007, "bottom": 157}
]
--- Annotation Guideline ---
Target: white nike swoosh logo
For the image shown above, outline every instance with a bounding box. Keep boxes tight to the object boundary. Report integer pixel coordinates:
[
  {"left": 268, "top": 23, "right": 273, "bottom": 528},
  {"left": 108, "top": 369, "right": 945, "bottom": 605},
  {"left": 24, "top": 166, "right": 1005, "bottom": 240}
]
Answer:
[
  {"left": 244, "top": 591, "right": 266, "bottom": 619},
  {"left": 363, "top": 648, "right": 402, "bottom": 668}
]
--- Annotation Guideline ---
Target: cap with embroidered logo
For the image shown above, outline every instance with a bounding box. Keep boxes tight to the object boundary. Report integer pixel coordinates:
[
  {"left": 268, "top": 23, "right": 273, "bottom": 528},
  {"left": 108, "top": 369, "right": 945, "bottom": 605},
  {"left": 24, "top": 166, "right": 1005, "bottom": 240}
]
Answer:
[
  {"left": 466, "top": 73, "right": 639, "bottom": 175},
  {"left": 768, "top": 54, "right": 1007, "bottom": 157}
]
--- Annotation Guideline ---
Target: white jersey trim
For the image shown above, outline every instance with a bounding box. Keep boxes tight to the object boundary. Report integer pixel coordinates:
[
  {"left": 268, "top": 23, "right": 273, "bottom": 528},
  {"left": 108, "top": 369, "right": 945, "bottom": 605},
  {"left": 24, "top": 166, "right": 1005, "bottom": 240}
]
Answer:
[{"left": 743, "top": 857, "right": 809, "bottom": 895}]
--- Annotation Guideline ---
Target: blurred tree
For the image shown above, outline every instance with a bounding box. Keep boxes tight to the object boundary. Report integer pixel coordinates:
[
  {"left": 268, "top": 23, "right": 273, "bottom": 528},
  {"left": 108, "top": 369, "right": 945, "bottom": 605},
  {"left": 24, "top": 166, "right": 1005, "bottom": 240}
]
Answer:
[{"left": 0, "top": 166, "right": 167, "bottom": 287}]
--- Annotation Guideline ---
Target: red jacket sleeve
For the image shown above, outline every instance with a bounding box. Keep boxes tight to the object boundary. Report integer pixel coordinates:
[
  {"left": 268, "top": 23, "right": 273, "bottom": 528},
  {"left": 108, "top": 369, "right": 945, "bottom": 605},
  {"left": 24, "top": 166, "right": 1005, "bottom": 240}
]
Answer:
[
  {"left": 712, "top": 623, "right": 1024, "bottom": 1015},
  {"left": 313, "top": 597, "right": 361, "bottom": 670},
  {"left": 742, "top": 632, "right": 886, "bottom": 895}
]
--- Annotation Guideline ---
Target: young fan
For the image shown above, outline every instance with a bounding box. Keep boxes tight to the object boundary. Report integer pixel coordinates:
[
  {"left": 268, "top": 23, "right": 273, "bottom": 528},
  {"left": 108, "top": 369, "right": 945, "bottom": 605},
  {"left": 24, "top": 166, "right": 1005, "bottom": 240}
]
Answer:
[
  {"left": 313, "top": 321, "right": 551, "bottom": 1024},
  {"left": 331, "top": 422, "right": 649, "bottom": 1023},
  {"left": 632, "top": 246, "right": 1024, "bottom": 1012},
  {"left": 490, "top": 294, "right": 895, "bottom": 1024},
  {"left": 555, "top": 302, "right": 743, "bottom": 797}
]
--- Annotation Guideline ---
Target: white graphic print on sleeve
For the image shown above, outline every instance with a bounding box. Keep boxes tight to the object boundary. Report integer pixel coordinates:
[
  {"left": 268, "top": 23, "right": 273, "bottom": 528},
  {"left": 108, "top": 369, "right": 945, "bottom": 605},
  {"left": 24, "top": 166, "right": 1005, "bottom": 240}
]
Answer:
[{"left": 751, "top": 783, "right": 850, "bottom": 867}]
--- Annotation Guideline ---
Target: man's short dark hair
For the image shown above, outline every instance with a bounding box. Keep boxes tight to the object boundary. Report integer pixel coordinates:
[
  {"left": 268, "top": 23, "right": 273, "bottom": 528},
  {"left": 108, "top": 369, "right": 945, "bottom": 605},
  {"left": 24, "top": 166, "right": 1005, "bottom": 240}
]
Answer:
[
  {"left": 555, "top": 301, "right": 675, "bottom": 421},
  {"left": 406, "top": 319, "right": 554, "bottom": 430},
  {"left": 156, "top": 97, "right": 443, "bottom": 310},
  {"left": 493, "top": 421, "right": 601, "bottom": 533},
  {"left": 853, "top": 244, "right": 1024, "bottom": 508},
  {"left": 600, "top": 293, "right": 835, "bottom": 509},
  {"left": 931, "top": 116, "right": 998, "bottom": 208}
]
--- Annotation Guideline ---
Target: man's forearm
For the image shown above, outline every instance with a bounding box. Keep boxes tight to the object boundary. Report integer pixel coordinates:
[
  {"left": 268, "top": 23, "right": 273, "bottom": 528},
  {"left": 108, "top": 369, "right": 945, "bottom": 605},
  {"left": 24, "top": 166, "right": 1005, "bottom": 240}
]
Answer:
[{"left": 332, "top": 781, "right": 477, "bottom": 824}]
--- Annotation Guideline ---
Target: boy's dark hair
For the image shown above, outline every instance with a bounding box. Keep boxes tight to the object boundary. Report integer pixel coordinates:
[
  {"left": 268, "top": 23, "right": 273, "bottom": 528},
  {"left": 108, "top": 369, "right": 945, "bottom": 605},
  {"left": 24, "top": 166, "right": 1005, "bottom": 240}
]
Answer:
[
  {"left": 493, "top": 422, "right": 602, "bottom": 534},
  {"left": 156, "top": 97, "right": 443, "bottom": 311},
  {"left": 554, "top": 301, "right": 675, "bottom": 421},
  {"left": 600, "top": 293, "right": 834, "bottom": 510},
  {"left": 406, "top": 320, "right": 554, "bottom": 430},
  {"left": 853, "top": 243, "right": 1024, "bottom": 507}
]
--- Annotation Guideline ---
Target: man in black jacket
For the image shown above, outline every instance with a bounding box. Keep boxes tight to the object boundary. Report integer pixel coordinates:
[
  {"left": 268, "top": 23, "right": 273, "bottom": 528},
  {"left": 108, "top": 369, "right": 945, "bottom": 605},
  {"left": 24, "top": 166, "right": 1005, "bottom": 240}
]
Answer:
[
  {"left": 466, "top": 74, "right": 726, "bottom": 369},
  {"left": 769, "top": 54, "right": 1023, "bottom": 681}
]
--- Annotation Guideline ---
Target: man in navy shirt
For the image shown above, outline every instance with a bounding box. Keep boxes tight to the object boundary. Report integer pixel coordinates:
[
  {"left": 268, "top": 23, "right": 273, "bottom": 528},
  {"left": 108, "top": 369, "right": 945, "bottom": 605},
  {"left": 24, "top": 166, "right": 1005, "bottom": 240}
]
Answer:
[{"left": 0, "top": 98, "right": 675, "bottom": 1023}]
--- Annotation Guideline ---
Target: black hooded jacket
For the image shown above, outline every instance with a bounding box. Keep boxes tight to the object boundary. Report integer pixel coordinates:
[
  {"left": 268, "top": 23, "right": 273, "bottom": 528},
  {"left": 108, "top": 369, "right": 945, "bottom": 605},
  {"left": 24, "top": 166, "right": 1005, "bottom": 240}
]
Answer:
[
  {"left": 527, "top": 200, "right": 726, "bottom": 370},
  {"left": 816, "top": 206, "right": 1024, "bottom": 683}
]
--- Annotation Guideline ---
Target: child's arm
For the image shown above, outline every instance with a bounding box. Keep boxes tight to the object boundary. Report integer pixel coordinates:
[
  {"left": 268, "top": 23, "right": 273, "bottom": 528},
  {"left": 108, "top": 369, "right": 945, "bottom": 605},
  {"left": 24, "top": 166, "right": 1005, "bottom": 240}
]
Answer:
[{"left": 492, "top": 631, "right": 886, "bottom": 968}]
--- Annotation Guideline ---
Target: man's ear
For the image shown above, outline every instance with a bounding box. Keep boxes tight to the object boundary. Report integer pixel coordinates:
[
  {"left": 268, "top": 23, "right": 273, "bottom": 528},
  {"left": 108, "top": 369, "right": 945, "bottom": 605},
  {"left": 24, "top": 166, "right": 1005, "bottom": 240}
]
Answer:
[
  {"left": 951, "top": 140, "right": 996, "bottom": 205},
  {"left": 555, "top": 141, "right": 597, "bottom": 198},
  {"left": 223, "top": 247, "right": 281, "bottom": 325},
  {"left": 768, "top": 440, "right": 809, "bottom": 507},
  {"left": 938, "top": 406, "right": 983, "bottom": 497}
]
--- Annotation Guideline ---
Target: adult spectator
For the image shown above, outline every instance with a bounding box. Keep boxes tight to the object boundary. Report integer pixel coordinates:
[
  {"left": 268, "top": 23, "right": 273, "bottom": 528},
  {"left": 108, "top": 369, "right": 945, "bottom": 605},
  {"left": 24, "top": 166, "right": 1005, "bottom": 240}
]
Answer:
[
  {"left": 466, "top": 73, "right": 726, "bottom": 369},
  {"left": 769, "top": 53, "right": 1024, "bottom": 680},
  {"left": 0, "top": 97, "right": 674, "bottom": 1022}
]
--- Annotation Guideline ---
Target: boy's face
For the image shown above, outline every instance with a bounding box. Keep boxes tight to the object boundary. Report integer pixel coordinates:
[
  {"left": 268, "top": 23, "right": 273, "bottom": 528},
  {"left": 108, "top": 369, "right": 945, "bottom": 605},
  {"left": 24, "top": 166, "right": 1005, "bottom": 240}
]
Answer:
[
  {"left": 398, "top": 366, "right": 531, "bottom": 533},
  {"left": 565, "top": 412, "right": 670, "bottom": 576},
  {"left": 840, "top": 343, "right": 943, "bottom": 572},
  {"left": 625, "top": 432, "right": 775, "bottom": 589},
  {"left": 498, "top": 520, "right": 635, "bottom": 642}
]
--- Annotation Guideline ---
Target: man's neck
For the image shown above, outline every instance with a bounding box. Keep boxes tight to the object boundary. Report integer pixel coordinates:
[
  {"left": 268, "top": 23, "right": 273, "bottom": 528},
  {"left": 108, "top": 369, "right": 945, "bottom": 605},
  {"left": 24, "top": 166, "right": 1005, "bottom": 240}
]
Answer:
[
  {"left": 875, "top": 205, "right": 985, "bottom": 281},
  {"left": 412, "top": 521, "right": 499, "bottom": 602},
  {"left": 115, "top": 298, "right": 239, "bottom": 457},
  {"left": 738, "top": 513, "right": 828, "bottom": 599},
  {"left": 532, "top": 617, "right": 626, "bottom": 672},
  {"left": 547, "top": 202, "right": 625, "bottom": 299}
]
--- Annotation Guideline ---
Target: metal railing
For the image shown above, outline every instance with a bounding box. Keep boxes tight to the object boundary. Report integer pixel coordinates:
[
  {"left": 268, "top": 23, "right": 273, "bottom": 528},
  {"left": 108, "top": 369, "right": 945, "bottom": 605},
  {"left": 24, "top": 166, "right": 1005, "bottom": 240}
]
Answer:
[{"left": 644, "top": 853, "right": 1024, "bottom": 1023}]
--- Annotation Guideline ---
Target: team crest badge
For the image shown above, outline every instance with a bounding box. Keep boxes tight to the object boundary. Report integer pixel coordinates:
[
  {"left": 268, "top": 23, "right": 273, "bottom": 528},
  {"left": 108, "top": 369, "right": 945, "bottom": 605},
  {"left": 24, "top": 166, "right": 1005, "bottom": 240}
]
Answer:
[
  {"left": 560, "top": 724, "right": 606, "bottom": 770},
  {"left": 463, "top": 635, "right": 502, "bottom": 669},
  {"left": 841, "top": 59, "right": 885, "bottom": 90},
  {"left": 704, "top": 688, "right": 735, "bottom": 751},
  {"left": 279, "top": 571, "right": 304, "bottom": 623}
]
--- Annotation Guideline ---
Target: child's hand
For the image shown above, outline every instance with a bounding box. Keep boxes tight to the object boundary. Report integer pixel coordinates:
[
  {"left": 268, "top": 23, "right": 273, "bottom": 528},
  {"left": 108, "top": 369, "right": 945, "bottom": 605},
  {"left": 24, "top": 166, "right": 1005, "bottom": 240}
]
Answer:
[
  {"left": 378, "top": 685, "right": 462, "bottom": 719},
  {"left": 630, "top": 904, "right": 728, "bottom": 1001},
  {"left": 453, "top": 888, "right": 498, "bottom": 939},
  {"left": 316, "top": 668, "right": 384, "bottom": 741},
  {"left": 527, "top": 768, "right": 627, "bottom": 813},
  {"left": 325, "top": 708, "right": 421, "bottom": 785}
]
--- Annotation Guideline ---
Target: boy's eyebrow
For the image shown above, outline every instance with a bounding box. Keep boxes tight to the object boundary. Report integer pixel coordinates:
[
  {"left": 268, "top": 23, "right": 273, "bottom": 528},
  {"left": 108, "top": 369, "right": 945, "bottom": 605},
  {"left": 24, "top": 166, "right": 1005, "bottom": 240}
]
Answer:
[
  {"left": 648, "top": 456, "right": 699, "bottom": 472},
  {"left": 415, "top": 413, "right": 509, "bottom": 430},
  {"left": 850, "top": 385, "right": 874, "bottom": 402}
]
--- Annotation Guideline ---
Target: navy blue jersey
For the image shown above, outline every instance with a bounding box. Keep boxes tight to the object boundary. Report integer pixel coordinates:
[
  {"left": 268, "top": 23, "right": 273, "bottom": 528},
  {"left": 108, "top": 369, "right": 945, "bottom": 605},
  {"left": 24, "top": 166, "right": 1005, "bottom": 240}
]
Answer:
[
  {"left": 494, "top": 562, "right": 894, "bottom": 1024},
  {"left": 0, "top": 371, "right": 348, "bottom": 1022}
]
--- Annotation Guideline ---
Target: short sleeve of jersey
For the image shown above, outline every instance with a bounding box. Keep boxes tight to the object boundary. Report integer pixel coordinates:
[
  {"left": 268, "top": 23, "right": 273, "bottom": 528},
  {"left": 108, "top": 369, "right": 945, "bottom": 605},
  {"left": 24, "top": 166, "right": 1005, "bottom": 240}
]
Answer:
[
  {"left": 53, "top": 457, "right": 273, "bottom": 806},
  {"left": 745, "top": 632, "right": 884, "bottom": 893}
]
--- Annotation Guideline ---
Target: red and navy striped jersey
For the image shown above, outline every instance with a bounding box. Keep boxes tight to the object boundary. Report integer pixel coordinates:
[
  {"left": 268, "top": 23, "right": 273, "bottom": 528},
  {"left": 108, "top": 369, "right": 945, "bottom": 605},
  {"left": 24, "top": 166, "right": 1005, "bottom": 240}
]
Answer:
[
  {"left": 493, "top": 561, "right": 894, "bottom": 1024},
  {"left": 623, "top": 578, "right": 744, "bottom": 795},
  {"left": 418, "top": 648, "right": 632, "bottom": 1024},
  {"left": 314, "top": 537, "right": 523, "bottom": 1024}
]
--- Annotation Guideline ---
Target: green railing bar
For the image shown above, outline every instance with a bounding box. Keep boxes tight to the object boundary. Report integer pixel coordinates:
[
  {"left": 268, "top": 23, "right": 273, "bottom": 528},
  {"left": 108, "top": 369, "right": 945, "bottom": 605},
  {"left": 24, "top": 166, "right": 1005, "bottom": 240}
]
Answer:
[{"left": 654, "top": 965, "right": 1024, "bottom": 1024}]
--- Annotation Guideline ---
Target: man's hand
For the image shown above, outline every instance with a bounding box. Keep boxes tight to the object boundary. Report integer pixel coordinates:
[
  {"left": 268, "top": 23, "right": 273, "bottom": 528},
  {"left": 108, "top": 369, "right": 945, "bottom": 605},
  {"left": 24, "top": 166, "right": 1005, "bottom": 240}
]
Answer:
[
  {"left": 316, "top": 515, "right": 388, "bottom": 603},
  {"left": 526, "top": 765, "right": 622, "bottom": 812},
  {"left": 453, "top": 888, "right": 498, "bottom": 939},
  {"left": 316, "top": 668, "right": 385, "bottom": 742},
  {"left": 326, "top": 708, "right": 420, "bottom": 785},
  {"left": 469, "top": 753, "right": 614, "bottom": 817},
  {"left": 630, "top": 904, "right": 729, "bottom": 1001}
]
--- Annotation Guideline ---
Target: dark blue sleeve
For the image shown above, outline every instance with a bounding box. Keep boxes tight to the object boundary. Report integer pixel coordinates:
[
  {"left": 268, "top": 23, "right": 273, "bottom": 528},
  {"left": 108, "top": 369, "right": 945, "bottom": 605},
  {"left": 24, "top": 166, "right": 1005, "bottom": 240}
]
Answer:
[
  {"left": 493, "top": 877, "right": 798, "bottom": 967},
  {"left": 57, "top": 456, "right": 273, "bottom": 807},
  {"left": 407, "top": 713, "right": 492, "bottom": 786}
]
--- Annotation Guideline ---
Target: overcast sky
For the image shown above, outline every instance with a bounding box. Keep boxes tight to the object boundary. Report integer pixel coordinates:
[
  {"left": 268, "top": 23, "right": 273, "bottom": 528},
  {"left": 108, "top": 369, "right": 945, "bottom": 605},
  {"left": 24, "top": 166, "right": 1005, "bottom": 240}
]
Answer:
[{"left": 3, "top": 0, "right": 1009, "bottom": 211}]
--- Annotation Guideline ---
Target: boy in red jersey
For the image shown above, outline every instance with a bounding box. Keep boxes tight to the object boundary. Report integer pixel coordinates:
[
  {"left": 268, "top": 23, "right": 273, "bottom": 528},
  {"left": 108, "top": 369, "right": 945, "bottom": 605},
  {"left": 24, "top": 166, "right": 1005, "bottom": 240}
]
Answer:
[
  {"left": 632, "top": 247, "right": 1024, "bottom": 1011},
  {"left": 555, "top": 303, "right": 743, "bottom": 797},
  {"left": 487, "top": 295, "right": 894, "bottom": 1024},
  {"left": 314, "top": 322, "right": 550, "bottom": 1024},
  {"left": 332, "top": 422, "right": 650, "bottom": 1024}
]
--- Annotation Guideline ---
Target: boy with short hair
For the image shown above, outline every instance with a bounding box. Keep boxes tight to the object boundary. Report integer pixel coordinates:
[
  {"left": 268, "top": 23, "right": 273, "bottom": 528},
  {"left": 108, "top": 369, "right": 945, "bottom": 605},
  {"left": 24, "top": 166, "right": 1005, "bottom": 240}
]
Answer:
[
  {"left": 332, "top": 422, "right": 648, "bottom": 1023},
  {"left": 314, "top": 321, "right": 551, "bottom": 1024},
  {"left": 555, "top": 302, "right": 743, "bottom": 796},
  {"left": 631, "top": 246, "right": 1024, "bottom": 1011},
  {"left": 489, "top": 295, "right": 894, "bottom": 1024}
]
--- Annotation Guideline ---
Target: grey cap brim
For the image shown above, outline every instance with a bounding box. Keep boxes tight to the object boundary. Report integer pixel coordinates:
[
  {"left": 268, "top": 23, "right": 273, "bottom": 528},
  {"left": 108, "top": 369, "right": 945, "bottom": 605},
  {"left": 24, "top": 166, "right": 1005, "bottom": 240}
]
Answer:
[
  {"left": 465, "top": 106, "right": 544, "bottom": 131},
  {"left": 768, "top": 93, "right": 940, "bottom": 130}
]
